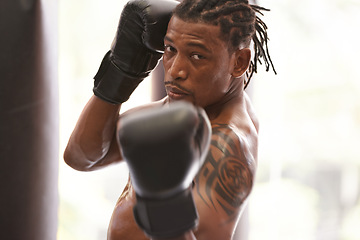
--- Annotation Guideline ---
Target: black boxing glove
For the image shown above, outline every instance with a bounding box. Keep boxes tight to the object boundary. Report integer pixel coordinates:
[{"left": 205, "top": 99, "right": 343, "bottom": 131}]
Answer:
[
  {"left": 93, "top": 0, "right": 179, "bottom": 104},
  {"left": 117, "top": 101, "right": 211, "bottom": 239}
]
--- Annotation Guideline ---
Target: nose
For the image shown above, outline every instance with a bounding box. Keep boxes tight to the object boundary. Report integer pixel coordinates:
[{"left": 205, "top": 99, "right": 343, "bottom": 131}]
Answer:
[{"left": 168, "top": 54, "right": 187, "bottom": 81}]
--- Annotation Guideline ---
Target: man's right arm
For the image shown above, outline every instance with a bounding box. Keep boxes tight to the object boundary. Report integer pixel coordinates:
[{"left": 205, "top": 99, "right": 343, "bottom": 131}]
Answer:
[
  {"left": 63, "top": 0, "right": 178, "bottom": 171},
  {"left": 63, "top": 96, "right": 122, "bottom": 171}
]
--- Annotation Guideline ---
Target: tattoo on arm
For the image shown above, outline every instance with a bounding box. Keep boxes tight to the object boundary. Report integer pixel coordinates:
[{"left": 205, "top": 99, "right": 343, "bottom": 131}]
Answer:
[{"left": 195, "top": 124, "right": 255, "bottom": 220}]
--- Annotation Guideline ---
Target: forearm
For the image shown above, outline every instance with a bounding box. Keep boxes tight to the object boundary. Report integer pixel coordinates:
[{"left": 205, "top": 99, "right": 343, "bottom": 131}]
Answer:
[{"left": 64, "top": 95, "right": 122, "bottom": 171}]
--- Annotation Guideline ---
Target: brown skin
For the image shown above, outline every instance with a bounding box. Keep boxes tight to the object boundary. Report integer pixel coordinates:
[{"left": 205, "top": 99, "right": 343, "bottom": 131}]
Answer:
[{"left": 64, "top": 16, "right": 258, "bottom": 240}]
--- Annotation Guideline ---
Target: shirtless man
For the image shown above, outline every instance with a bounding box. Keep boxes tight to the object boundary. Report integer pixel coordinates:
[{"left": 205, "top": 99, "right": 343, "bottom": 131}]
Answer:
[{"left": 64, "top": 0, "right": 275, "bottom": 239}]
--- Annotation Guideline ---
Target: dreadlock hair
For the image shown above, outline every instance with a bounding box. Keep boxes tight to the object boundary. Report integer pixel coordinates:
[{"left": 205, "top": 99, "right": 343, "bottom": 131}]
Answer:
[{"left": 173, "top": 0, "right": 276, "bottom": 89}]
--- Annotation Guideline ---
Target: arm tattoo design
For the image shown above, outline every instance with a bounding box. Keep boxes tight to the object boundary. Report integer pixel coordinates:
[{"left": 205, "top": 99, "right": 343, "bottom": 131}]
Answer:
[{"left": 195, "top": 124, "right": 255, "bottom": 220}]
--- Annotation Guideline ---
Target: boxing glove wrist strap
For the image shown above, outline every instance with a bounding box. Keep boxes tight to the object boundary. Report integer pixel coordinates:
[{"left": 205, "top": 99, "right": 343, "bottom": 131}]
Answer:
[
  {"left": 133, "top": 187, "right": 198, "bottom": 239},
  {"left": 93, "top": 51, "right": 147, "bottom": 104}
]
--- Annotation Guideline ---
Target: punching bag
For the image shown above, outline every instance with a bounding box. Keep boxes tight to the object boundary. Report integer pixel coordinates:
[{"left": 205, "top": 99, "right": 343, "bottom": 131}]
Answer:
[{"left": 0, "top": 0, "right": 59, "bottom": 239}]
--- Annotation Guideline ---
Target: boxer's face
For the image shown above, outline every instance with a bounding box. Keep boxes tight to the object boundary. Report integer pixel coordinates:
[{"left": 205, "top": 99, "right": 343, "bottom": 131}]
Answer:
[{"left": 163, "top": 16, "right": 248, "bottom": 108}]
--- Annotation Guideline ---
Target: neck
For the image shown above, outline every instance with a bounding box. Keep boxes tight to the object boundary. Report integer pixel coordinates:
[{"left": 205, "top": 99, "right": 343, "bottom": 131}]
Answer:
[{"left": 204, "top": 76, "right": 245, "bottom": 120}]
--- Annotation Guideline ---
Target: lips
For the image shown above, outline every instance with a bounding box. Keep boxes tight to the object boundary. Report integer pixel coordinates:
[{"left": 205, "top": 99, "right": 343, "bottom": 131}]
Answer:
[{"left": 165, "top": 85, "right": 190, "bottom": 100}]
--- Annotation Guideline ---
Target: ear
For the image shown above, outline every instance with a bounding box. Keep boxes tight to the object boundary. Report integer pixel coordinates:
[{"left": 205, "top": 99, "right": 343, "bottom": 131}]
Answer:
[{"left": 231, "top": 48, "right": 251, "bottom": 78}]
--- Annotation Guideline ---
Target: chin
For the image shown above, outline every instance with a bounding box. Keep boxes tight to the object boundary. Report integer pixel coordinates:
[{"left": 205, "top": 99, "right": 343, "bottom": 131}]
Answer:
[{"left": 167, "top": 94, "right": 194, "bottom": 105}]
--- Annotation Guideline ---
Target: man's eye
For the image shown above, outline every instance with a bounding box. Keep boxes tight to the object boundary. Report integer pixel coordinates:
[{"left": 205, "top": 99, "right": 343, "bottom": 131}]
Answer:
[
  {"left": 192, "top": 54, "right": 205, "bottom": 60},
  {"left": 165, "top": 45, "right": 176, "bottom": 52}
]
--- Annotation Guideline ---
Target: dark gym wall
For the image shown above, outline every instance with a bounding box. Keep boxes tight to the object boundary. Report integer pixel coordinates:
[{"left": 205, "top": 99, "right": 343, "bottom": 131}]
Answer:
[{"left": 0, "top": 0, "right": 59, "bottom": 239}]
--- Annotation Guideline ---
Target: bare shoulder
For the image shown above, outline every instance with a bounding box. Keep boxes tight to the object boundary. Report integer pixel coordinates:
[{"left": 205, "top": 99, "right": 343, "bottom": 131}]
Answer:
[
  {"left": 193, "top": 122, "right": 257, "bottom": 239},
  {"left": 195, "top": 124, "right": 256, "bottom": 214}
]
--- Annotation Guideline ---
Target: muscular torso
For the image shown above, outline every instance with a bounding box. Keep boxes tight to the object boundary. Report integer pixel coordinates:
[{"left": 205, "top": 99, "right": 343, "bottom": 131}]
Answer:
[{"left": 108, "top": 94, "right": 258, "bottom": 240}]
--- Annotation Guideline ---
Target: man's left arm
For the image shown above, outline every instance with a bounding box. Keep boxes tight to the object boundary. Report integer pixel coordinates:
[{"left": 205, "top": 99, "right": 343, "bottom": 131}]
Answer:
[
  {"left": 117, "top": 102, "right": 211, "bottom": 240},
  {"left": 193, "top": 123, "right": 257, "bottom": 238}
]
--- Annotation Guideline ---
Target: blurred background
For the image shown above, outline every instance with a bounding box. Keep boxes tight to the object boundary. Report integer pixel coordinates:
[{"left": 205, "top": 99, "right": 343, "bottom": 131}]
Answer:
[{"left": 58, "top": 0, "right": 360, "bottom": 239}]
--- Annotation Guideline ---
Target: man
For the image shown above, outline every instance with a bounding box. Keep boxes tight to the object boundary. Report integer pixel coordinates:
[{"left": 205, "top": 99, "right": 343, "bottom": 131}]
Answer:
[{"left": 64, "top": 0, "right": 275, "bottom": 239}]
